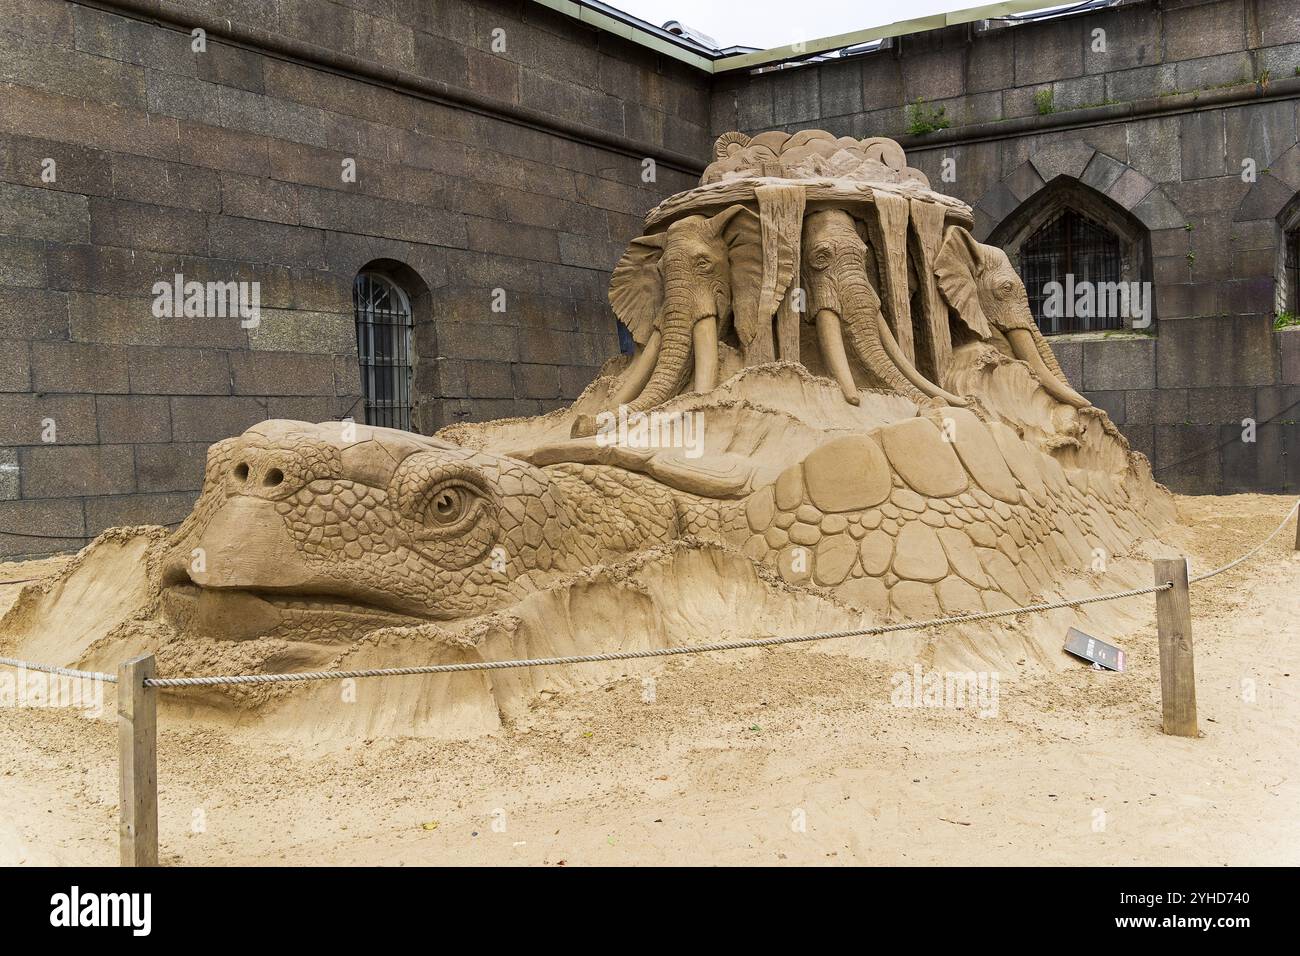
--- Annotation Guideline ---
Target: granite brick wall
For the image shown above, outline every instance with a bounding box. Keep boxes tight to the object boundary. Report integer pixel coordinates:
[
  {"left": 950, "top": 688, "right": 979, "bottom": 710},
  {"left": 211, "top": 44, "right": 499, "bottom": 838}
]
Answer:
[
  {"left": 0, "top": 0, "right": 709, "bottom": 557},
  {"left": 712, "top": 0, "right": 1300, "bottom": 495},
  {"left": 5, "top": 0, "right": 1299, "bottom": 558}
]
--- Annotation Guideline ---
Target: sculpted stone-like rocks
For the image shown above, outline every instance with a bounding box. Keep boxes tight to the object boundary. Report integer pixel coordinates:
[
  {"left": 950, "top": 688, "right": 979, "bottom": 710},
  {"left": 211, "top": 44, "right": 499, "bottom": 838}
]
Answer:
[
  {"left": 989, "top": 421, "right": 1048, "bottom": 502},
  {"left": 813, "top": 534, "right": 858, "bottom": 586},
  {"left": 892, "top": 523, "right": 950, "bottom": 583},
  {"left": 879, "top": 418, "right": 967, "bottom": 498},
  {"left": 859, "top": 530, "right": 894, "bottom": 577},
  {"left": 941, "top": 407, "right": 1021, "bottom": 503},
  {"left": 803, "top": 435, "right": 892, "bottom": 512}
]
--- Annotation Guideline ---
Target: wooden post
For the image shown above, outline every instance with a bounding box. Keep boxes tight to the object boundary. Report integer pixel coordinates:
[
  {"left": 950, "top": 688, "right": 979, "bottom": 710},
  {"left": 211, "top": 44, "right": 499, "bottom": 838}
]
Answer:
[
  {"left": 1154, "top": 558, "right": 1197, "bottom": 738},
  {"left": 118, "top": 654, "right": 158, "bottom": 866}
]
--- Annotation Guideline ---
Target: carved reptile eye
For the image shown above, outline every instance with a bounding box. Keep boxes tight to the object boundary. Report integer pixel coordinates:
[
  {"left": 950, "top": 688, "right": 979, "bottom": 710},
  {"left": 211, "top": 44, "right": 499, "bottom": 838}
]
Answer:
[
  {"left": 389, "top": 454, "right": 499, "bottom": 569},
  {"left": 429, "top": 486, "right": 466, "bottom": 525},
  {"left": 391, "top": 455, "right": 493, "bottom": 533},
  {"left": 416, "top": 480, "right": 485, "bottom": 536}
]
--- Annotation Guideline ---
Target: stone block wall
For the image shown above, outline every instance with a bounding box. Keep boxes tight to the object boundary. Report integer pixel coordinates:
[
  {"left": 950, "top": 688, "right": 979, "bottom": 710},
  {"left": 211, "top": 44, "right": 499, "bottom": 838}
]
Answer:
[
  {"left": 0, "top": 0, "right": 708, "bottom": 557},
  {"left": 712, "top": 0, "right": 1300, "bottom": 494},
  {"left": 6, "top": 0, "right": 1299, "bottom": 557}
]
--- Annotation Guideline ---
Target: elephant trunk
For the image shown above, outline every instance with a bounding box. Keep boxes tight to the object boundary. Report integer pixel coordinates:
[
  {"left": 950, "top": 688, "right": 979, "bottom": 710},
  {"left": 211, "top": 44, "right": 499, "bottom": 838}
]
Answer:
[
  {"left": 612, "top": 330, "right": 662, "bottom": 406},
  {"left": 838, "top": 269, "right": 965, "bottom": 407},
  {"left": 570, "top": 280, "right": 713, "bottom": 438},
  {"left": 621, "top": 280, "right": 695, "bottom": 414},
  {"left": 1033, "top": 333, "right": 1072, "bottom": 382},
  {"left": 836, "top": 273, "right": 928, "bottom": 406}
]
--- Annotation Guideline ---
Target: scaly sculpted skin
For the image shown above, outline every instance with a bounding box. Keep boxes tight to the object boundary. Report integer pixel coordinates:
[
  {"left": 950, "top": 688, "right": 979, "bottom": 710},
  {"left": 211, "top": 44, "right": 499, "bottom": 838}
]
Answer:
[{"left": 160, "top": 420, "right": 701, "bottom": 641}]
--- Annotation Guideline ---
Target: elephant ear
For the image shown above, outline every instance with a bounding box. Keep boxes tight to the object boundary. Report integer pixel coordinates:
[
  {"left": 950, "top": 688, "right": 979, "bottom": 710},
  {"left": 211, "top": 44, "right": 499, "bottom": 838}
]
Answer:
[
  {"left": 609, "top": 233, "right": 666, "bottom": 345},
  {"left": 711, "top": 204, "right": 766, "bottom": 354},
  {"left": 934, "top": 226, "right": 992, "bottom": 340}
]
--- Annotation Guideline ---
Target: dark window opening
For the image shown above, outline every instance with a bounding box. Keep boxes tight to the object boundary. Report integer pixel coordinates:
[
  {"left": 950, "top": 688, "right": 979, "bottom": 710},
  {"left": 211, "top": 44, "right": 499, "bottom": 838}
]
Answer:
[
  {"left": 353, "top": 273, "right": 414, "bottom": 431},
  {"left": 1018, "top": 208, "right": 1128, "bottom": 335},
  {"left": 615, "top": 319, "right": 635, "bottom": 355},
  {"left": 1284, "top": 228, "right": 1300, "bottom": 316}
]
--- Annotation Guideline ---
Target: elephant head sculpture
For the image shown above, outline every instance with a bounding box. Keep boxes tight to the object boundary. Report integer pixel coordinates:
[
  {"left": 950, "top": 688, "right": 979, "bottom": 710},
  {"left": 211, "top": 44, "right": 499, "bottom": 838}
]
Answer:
[
  {"left": 570, "top": 131, "right": 1095, "bottom": 433},
  {"left": 934, "top": 226, "right": 1090, "bottom": 409},
  {"left": 573, "top": 204, "right": 760, "bottom": 436},
  {"left": 801, "top": 209, "right": 967, "bottom": 408}
]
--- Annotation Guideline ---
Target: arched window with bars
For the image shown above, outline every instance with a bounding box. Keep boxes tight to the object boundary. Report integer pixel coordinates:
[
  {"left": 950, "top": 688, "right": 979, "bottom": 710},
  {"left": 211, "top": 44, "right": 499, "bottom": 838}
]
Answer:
[
  {"left": 1275, "top": 193, "right": 1300, "bottom": 322},
  {"left": 1018, "top": 208, "right": 1126, "bottom": 334},
  {"left": 353, "top": 272, "right": 414, "bottom": 431},
  {"left": 990, "top": 177, "right": 1153, "bottom": 337}
]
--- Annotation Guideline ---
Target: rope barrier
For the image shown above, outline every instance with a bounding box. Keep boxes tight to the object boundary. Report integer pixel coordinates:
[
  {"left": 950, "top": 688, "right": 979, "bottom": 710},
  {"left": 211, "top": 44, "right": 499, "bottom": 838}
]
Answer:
[
  {"left": 1189, "top": 498, "right": 1300, "bottom": 583},
  {"left": 140, "top": 582, "right": 1173, "bottom": 687},
  {"left": 0, "top": 656, "right": 118, "bottom": 684},
  {"left": 0, "top": 498, "right": 1295, "bottom": 689}
]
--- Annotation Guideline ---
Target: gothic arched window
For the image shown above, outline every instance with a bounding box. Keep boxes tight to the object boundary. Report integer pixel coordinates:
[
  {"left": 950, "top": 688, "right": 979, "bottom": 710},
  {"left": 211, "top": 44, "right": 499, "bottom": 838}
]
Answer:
[
  {"left": 1276, "top": 194, "right": 1300, "bottom": 321},
  {"left": 990, "top": 177, "right": 1153, "bottom": 337}
]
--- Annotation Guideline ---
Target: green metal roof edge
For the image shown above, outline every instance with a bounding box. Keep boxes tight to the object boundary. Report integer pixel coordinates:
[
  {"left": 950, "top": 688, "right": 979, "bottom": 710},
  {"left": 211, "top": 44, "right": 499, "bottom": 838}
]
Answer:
[
  {"left": 714, "top": 2, "right": 1058, "bottom": 71},
  {"left": 530, "top": 0, "right": 1080, "bottom": 74},
  {"left": 530, "top": 0, "right": 718, "bottom": 71}
]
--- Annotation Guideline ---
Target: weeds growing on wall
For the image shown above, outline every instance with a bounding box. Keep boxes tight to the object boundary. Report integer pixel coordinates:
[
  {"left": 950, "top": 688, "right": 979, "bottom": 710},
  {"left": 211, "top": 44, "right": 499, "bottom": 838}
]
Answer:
[{"left": 905, "top": 100, "right": 950, "bottom": 135}]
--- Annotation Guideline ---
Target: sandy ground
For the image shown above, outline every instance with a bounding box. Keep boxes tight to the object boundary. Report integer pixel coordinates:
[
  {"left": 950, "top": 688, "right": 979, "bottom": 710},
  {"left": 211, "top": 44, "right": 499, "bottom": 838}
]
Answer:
[{"left": 1, "top": 493, "right": 1297, "bottom": 866}]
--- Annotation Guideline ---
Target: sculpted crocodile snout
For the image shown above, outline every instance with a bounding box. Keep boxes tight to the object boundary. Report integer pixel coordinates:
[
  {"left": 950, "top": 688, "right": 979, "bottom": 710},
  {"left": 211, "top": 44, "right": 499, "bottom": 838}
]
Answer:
[
  {"left": 159, "top": 421, "right": 583, "bottom": 639},
  {"left": 224, "top": 445, "right": 315, "bottom": 500},
  {"left": 183, "top": 495, "right": 316, "bottom": 590}
]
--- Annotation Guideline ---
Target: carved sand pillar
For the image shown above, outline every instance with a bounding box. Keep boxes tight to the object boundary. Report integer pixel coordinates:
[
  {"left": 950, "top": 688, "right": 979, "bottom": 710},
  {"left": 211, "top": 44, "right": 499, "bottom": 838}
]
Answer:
[
  {"left": 756, "top": 183, "right": 806, "bottom": 365},
  {"left": 865, "top": 190, "right": 915, "bottom": 365},
  {"left": 909, "top": 197, "right": 953, "bottom": 388}
]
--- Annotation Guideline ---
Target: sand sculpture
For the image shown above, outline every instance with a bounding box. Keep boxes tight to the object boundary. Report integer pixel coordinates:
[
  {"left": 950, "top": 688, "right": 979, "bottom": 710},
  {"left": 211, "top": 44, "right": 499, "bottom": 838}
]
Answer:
[{"left": 0, "top": 129, "right": 1177, "bottom": 736}]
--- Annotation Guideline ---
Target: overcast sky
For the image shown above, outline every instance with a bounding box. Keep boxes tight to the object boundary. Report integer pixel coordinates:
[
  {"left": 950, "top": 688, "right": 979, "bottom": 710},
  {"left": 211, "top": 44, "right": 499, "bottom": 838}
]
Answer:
[{"left": 605, "top": 0, "right": 1065, "bottom": 50}]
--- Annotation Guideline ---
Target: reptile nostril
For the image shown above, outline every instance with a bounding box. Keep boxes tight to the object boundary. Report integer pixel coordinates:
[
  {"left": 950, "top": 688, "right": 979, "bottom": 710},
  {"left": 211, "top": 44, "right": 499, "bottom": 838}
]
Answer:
[
  {"left": 263, "top": 468, "right": 284, "bottom": 488},
  {"left": 233, "top": 462, "right": 250, "bottom": 482}
]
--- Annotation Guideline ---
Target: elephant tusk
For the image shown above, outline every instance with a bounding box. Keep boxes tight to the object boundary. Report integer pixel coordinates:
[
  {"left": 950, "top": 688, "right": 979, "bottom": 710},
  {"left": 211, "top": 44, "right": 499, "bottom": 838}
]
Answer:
[
  {"left": 1006, "top": 328, "right": 1091, "bottom": 408},
  {"left": 612, "top": 330, "right": 662, "bottom": 406},
  {"left": 874, "top": 304, "right": 968, "bottom": 407},
  {"left": 692, "top": 317, "right": 719, "bottom": 393},
  {"left": 815, "top": 310, "right": 860, "bottom": 405}
]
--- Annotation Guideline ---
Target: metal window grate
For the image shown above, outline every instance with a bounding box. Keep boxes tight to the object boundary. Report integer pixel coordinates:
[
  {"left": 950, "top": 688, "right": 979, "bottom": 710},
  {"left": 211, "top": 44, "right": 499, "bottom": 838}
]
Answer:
[
  {"left": 353, "top": 274, "right": 413, "bottom": 431},
  {"left": 1018, "top": 208, "right": 1126, "bottom": 335},
  {"left": 1285, "top": 229, "right": 1299, "bottom": 314}
]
